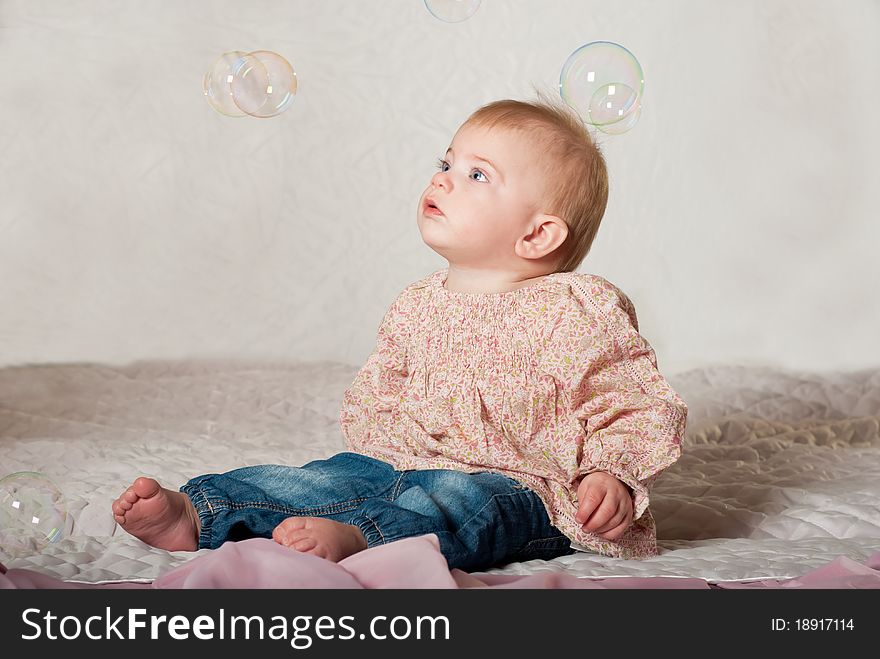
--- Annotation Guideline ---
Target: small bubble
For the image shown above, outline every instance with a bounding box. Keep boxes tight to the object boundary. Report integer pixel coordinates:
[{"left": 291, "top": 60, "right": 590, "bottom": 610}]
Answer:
[
  {"left": 424, "top": 0, "right": 481, "bottom": 23},
  {"left": 0, "top": 472, "right": 68, "bottom": 558}
]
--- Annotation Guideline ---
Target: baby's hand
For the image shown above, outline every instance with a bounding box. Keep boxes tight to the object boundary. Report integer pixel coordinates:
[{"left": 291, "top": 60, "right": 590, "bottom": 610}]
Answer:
[{"left": 575, "top": 471, "right": 634, "bottom": 541}]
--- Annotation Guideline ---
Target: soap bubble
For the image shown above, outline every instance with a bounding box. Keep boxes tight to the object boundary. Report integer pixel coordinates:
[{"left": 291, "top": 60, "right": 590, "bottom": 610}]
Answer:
[
  {"left": 231, "top": 50, "right": 298, "bottom": 118},
  {"left": 595, "top": 104, "right": 642, "bottom": 135},
  {"left": 559, "top": 41, "right": 645, "bottom": 134},
  {"left": 589, "top": 82, "right": 641, "bottom": 133},
  {"left": 424, "top": 0, "right": 482, "bottom": 23},
  {"left": 203, "top": 50, "right": 297, "bottom": 118},
  {"left": 0, "top": 472, "right": 68, "bottom": 558},
  {"left": 203, "top": 51, "right": 257, "bottom": 117}
]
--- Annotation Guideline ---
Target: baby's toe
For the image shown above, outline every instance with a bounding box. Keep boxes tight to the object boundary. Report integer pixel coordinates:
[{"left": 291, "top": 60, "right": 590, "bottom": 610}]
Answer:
[{"left": 291, "top": 537, "right": 318, "bottom": 553}]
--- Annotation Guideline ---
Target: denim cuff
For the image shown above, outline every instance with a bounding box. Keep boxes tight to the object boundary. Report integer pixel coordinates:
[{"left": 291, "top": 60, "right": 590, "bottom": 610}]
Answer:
[
  {"left": 349, "top": 512, "right": 388, "bottom": 549},
  {"left": 180, "top": 476, "right": 222, "bottom": 550}
]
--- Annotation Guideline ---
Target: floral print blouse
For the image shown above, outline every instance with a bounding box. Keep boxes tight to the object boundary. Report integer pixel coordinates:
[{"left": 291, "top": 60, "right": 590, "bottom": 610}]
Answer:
[{"left": 340, "top": 269, "right": 688, "bottom": 558}]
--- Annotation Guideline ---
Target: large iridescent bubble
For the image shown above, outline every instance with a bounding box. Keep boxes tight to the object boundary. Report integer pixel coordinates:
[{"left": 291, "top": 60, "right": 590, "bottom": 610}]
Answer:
[
  {"left": 204, "top": 51, "right": 298, "bottom": 118},
  {"left": 231, "top": 51, "right": 298, "bottom": 118},
  {"left": 559, "top": 41, "right": 644, "bottom": 134},
  {"left": 424, "top": 0, "right": 482, "bottom": 23},
  {"left": 203, "top": 51, "right": 256, "bottom": 117},
  {"left": 0, "top": 472, "right": 68, "bottom": 558}
]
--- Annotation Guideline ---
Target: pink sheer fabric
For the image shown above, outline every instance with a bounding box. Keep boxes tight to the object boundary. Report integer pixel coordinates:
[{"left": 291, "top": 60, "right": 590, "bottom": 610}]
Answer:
[{"left": 3, "top": 536, "right": 878, "bottom": 589}]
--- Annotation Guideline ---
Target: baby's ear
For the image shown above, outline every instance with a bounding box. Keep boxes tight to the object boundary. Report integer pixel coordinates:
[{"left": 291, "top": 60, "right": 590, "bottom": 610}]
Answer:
[{"left": 515, "top": 215, "right": 568, "bottom": 260}]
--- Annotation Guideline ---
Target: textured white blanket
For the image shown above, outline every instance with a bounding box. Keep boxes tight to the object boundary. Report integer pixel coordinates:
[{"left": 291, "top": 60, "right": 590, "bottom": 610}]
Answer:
[{"left": 1, "top": 361, "right": 878, "bottom": 583}]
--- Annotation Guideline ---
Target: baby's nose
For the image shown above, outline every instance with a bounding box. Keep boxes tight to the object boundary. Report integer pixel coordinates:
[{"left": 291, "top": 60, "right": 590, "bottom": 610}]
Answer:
[{"left": 431, "top": 170, "right": 451, "bottom": 190}]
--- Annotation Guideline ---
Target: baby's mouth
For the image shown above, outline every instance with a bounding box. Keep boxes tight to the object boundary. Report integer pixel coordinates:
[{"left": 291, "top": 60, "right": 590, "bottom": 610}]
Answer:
[{"left": 424, "top": 198, "right": 444, "bottom": 217}]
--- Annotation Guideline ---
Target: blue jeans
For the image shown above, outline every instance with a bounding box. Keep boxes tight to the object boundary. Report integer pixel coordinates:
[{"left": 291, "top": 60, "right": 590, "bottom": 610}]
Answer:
[{"left": 180, "top": 452, "right": 573, "bottom": 571}]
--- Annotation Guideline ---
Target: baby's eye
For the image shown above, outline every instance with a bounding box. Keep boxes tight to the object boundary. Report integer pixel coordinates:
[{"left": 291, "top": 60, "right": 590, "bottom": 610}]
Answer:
[
  {"left": 435, "top": 159, "right": 450, "bottom": 172},
  {"left": 470, "top": 169, "right": 488, "bottom": 182}
]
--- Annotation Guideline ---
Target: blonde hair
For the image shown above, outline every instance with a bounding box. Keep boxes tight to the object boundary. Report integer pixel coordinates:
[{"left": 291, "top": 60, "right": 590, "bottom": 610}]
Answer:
[{"left": 463, "top": 96, "right": 609, "bottom": 272}]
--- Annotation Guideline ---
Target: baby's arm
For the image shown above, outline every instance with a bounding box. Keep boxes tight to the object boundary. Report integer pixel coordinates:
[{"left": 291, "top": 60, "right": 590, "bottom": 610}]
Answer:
[
  {"left": 574, "top": 471, "right": 634, "bottom": 541},
  {"left": 545, "top": 275, "right": 687, "bottom": 533}
]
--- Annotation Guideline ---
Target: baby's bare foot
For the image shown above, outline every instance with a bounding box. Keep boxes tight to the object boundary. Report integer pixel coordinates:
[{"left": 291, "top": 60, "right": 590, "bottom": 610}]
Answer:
[
  {"left": 111, "top": 477, "right": 199, "bottom": 551},
  {"left": 272, "top": 517, "right": 367, "bottom": 562}
]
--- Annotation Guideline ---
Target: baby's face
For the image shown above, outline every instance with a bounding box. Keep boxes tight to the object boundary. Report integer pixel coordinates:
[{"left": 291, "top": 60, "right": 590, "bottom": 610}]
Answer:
[{"left": 417, "top": 123, "right": 548, "bottom": 269}]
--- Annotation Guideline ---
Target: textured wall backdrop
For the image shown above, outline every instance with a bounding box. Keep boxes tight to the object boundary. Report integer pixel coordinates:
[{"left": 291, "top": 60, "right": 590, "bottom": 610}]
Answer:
[{"left": 1, "top": 0, "right": 878, "bottom": 375}]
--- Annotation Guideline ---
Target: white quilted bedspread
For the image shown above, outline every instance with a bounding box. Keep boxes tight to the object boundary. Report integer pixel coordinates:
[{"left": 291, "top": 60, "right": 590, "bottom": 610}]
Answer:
[{"left": 1, "top": 360, "right": 878, "bottom": 583}]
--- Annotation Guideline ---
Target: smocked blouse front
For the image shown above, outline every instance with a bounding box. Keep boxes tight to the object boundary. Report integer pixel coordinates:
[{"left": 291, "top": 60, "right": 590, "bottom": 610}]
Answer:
[{"left": 339, "top": 269, "right": 688, "bottom": 558}]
